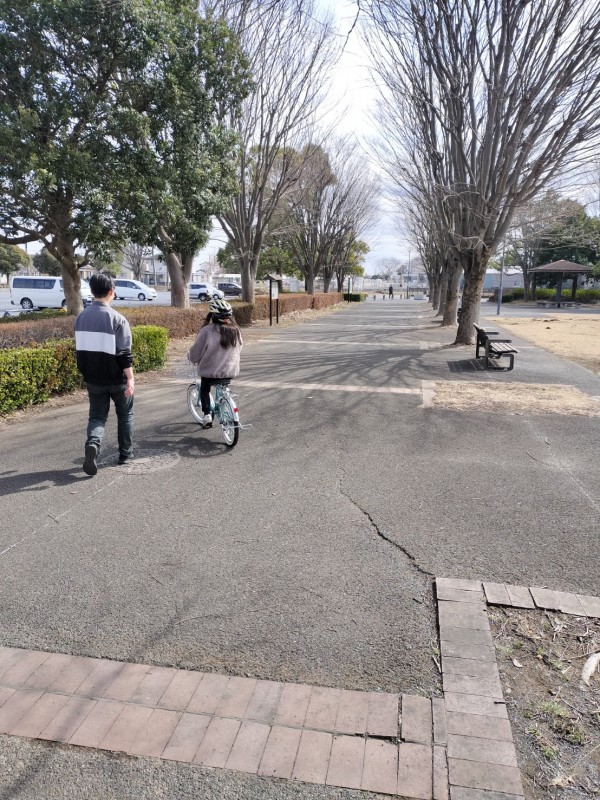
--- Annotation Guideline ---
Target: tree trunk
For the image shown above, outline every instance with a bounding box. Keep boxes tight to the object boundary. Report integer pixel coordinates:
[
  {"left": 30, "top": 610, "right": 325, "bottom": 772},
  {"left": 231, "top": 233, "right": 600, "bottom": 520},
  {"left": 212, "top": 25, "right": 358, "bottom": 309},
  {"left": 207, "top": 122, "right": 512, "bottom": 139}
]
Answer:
[
  {"left": 166, "top": 251, "right": 190, "bottom": 308},
  {"left": 441, "top": 263, "right": 462, "bottom": 327},
  {"left": 523, "top": 272, "right": 531, "bottom": 302},
  {"left": 306, "top": 272, "right": 315, "bottom": 294},
  {"left": 323, "top": 274, "right": 331, "bottom": 293},
  {"left": 454, "top": 256, "right": 485, "bottom": 344},
  {"left": 50, "top": 235, "right": 82, "bottom": 315},
  {"left": 431, "top": 275, "right": 440, "bottom": 309},
  {"left": 436, "top": 266, "right": 448, "bottom": 317}
]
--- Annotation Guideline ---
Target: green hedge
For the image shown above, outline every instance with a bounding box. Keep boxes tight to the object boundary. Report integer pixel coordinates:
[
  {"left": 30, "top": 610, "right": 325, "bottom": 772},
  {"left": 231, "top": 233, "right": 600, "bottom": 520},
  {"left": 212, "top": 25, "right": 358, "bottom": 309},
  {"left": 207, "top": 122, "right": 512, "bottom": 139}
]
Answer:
[
  {"left": 343, "top": 292, "right": 367, "bottom": 302},
  {"left": 0, "top": 308, "right": 68, "bottom": 324},
  {"left": 0, "top": 325, "right": 168, "bottom": 416},
  {"left": 501, "top": 286, "right": 600, "bottom": 303}
]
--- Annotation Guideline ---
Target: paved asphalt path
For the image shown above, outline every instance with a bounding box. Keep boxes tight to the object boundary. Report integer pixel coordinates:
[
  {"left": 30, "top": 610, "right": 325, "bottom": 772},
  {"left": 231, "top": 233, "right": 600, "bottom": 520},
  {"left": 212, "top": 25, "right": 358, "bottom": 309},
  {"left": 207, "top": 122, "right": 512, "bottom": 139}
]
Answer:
[{"left": 1, "top": 300, "right": 599, "bottom": 798}]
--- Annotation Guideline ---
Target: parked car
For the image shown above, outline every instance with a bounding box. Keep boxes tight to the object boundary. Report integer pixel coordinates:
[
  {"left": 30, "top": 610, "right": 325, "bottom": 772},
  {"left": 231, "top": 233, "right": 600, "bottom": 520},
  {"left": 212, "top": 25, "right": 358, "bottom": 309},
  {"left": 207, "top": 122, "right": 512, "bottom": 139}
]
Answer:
[
  {"left": 10, "top": 275, "right": 93, "bottom": 310},
  {"left": 217, "top": 282, "right": 242, "bottom": 297},
  {"left": 188, "top": 282, "right": 224, "bottom": 301},
  {"left": 113, "top": 278, "right": 157, "bottom": 301}
]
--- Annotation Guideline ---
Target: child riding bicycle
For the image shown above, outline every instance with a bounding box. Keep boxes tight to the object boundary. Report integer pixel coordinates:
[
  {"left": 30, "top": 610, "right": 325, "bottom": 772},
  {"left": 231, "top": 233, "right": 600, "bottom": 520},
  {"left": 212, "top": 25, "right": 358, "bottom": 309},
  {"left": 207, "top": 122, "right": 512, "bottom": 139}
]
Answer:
[{"left": 187, "top": 298, "right": 243, "bottom": 428}]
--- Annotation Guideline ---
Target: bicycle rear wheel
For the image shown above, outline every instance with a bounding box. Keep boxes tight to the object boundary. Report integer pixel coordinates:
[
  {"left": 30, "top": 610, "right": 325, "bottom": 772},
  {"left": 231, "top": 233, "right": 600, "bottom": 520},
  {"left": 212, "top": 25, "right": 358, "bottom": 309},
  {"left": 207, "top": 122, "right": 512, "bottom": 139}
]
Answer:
[
  {"left": 218, "top": 397, "right": 239, "bottom": 447},
  {"left": 187, "top": 383, "right": 204, "bottom": 423}
]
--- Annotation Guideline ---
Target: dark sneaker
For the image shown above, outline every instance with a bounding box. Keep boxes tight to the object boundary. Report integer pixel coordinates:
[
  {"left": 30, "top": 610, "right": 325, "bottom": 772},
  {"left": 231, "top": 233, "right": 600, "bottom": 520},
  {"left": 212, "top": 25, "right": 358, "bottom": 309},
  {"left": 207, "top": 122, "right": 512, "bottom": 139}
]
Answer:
[
  {"left": 83, "top": 444, "right": 98, "bottom": 476},
  {"left": 118, "top": 455, "right": 133, "bottom": 465}
]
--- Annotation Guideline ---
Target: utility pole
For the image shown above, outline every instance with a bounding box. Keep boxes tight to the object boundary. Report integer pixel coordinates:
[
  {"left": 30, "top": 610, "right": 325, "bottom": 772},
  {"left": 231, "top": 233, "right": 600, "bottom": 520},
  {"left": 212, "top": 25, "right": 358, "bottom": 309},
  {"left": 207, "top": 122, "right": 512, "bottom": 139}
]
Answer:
[{"left": 496, "top": 240, "right": 506, "bottom": 315}]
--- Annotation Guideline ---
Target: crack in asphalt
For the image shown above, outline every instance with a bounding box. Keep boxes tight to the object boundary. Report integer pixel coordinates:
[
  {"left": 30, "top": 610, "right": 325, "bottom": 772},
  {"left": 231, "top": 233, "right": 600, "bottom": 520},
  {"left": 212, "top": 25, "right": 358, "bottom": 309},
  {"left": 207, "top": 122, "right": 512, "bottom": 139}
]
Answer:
[{"left": 338, "top": 478, "right": 433, "bottom": 578}]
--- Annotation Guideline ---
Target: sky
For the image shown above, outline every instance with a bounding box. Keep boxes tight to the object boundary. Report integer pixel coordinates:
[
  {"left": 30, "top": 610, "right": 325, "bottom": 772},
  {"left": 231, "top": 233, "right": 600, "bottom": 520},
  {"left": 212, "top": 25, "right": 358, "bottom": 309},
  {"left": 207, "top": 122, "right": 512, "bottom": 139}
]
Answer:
[{"left": 196, "top": 0, "right": 412, "bottom": 276}]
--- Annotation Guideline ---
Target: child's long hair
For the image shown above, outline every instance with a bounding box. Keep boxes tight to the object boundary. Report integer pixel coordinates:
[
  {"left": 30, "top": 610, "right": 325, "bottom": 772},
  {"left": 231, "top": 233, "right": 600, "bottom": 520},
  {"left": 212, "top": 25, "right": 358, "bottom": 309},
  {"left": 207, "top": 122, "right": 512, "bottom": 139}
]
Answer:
[{"left": 202, "top": 312, "right": 242, "bottom": 349}]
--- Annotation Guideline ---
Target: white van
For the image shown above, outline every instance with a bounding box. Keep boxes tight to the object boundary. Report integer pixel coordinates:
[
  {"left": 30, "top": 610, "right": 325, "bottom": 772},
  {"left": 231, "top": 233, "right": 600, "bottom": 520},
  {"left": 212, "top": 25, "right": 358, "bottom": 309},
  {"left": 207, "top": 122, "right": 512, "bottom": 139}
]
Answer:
[
  {"left": 10, "top": 276, "right": 93, "bottom": 310},
  {"left": 114, "top": 278, "right": 157, "bottom": 301}
]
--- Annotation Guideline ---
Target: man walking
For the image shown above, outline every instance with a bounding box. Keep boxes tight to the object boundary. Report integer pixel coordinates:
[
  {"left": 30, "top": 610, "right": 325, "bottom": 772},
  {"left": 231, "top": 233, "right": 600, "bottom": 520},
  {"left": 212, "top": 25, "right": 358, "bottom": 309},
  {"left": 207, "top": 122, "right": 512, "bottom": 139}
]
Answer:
[
  {"left": 75, "top": 272, "right": 135, "bottom": 476},
  {"left": 388, "top": 284, "right": 394, "bottom": 299}
]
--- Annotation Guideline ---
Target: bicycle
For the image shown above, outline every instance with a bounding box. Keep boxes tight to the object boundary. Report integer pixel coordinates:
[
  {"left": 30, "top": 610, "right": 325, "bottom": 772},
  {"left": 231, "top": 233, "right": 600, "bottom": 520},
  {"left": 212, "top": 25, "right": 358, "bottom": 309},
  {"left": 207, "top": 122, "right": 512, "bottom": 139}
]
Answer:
[{"left": 187, "top": 379, "right": 241, "bottom": 447}]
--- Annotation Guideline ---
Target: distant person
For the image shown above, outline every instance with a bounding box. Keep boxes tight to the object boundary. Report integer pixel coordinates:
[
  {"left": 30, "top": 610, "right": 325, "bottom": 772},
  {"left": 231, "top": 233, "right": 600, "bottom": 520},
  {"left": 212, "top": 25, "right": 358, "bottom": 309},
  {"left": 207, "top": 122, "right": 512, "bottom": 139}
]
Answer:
[
  {"left": 389, "top": 284, "right": 394, "bottom": 299},
  {"left": 75, "top": 272, "right": 135, "bottom": 476},
  {"left": 187, "top": 298, "right": 243, "bottom": 428}
]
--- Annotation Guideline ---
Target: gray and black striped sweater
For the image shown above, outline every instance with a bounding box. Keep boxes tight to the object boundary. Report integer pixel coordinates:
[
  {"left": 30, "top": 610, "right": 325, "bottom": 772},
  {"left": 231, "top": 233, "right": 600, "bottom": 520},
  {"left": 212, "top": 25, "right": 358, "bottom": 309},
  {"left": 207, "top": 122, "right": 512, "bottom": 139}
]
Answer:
[{"left": 74, "top": 301, "right": 133, "bottom": 385}]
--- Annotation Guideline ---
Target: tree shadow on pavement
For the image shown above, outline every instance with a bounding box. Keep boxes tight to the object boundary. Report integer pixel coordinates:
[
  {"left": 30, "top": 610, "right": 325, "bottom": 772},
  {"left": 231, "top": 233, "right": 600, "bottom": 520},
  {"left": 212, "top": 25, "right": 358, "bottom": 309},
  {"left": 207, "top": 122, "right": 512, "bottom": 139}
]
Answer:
[{"left": 0, "top": 466, "right": 88, "bottom": 496}]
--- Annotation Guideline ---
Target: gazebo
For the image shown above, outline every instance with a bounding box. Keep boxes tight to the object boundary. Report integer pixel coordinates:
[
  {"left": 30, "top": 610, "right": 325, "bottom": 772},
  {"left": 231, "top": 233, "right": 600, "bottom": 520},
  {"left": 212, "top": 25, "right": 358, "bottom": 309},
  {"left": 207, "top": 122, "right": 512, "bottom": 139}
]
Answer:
[{"left": 529, "top": 260, "right": 593, "bottom": 307}]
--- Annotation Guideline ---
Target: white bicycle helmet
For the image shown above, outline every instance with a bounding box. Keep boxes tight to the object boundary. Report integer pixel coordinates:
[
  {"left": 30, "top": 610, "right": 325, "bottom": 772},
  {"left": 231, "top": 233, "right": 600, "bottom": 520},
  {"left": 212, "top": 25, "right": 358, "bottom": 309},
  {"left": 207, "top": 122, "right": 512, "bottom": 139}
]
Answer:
[{"left": 209, "top": 297, "right": 233, "bottom": 319}]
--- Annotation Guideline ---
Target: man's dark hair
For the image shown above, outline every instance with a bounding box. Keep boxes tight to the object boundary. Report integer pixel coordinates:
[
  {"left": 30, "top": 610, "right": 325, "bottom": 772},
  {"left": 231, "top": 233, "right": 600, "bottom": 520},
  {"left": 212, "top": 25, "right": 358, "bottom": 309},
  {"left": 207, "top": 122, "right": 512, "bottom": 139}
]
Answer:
[{"left": 89, "top": 271, "right": 115, "bottom": 298}]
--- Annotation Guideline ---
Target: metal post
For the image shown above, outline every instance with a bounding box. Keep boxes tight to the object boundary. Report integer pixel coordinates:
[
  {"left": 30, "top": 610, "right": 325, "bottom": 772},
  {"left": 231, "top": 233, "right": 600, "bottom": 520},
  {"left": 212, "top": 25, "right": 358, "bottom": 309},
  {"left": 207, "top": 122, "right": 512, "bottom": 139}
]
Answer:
[
  {"left": 496, "top": 241, "right": 506, "bottom": 315},
  {"left": 269, "top": 279, "right": 273, "bottom": 326},
  {"left": 276, "top": 297, "right": 279, "bottom": 323}
]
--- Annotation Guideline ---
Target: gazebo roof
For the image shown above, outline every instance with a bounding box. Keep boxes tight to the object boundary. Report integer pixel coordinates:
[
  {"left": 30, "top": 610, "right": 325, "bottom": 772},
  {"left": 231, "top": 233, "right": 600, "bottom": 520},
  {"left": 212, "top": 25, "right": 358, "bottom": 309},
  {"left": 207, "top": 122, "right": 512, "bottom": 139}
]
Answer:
[{"left": 529, "top": 260, "right": 593, "bottom": 274}]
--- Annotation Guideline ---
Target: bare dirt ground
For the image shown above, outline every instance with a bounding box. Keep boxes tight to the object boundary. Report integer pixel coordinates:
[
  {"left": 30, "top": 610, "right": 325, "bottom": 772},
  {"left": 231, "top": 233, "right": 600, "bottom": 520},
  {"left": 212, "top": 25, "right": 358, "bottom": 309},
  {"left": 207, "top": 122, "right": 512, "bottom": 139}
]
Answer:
[
  {"left": 499, "top": 316, "right": 600, "bottom": 376},
  {"left": 490, "top": 608, "right": 600, "bottom": 798},
  {"left": 432, "top": 381, "right": 600, "bottom": 416}
]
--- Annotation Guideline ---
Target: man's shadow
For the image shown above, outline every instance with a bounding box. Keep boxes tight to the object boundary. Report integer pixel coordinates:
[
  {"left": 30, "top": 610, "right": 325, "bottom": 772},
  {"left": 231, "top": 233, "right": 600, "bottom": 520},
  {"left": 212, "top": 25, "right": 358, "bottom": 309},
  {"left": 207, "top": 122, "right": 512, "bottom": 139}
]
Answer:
[{"left": 0, "top": 466, "right": 90, "bottom": 497}]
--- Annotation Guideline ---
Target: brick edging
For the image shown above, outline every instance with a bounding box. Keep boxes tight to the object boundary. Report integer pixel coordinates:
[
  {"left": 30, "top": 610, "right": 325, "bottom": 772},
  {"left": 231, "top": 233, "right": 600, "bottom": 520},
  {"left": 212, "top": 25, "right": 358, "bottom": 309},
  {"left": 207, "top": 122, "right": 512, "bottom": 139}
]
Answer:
[{"left": 435, "top": 577, "right": 600, "bottom": 800}]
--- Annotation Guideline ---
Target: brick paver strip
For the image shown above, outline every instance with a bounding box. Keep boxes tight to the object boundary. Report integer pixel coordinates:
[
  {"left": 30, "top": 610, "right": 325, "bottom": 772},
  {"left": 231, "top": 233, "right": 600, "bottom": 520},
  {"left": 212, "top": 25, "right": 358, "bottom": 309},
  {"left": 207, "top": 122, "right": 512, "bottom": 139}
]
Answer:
[
  {"left": 366, "top": 691, "right": 399, "bottom": 737},
  {"left": 129, "top": 707, "right": 181, "bottom": 758},
  {"left": 432, "top": 697, "right": 447, "bottom": 744},
  {"left": 440, "top": 642, "right": 496, "bottom": 663},
  {"left": 433, "top": 745, "right": 449, "bottom": 800},
  {"left": 304, "top": 686, "right": 342, "bottom": 731},
  {"left": 397, "top": 742, "right": 433, "bottom": 799},
  {"left": 215, "top": 676, "right": 257, "bottom": 719},
  {"left": 258, "top": 724, "right": 302, "bottom": 779},
  {"left": 334, "top": 689, "right": 370, "bottom": 734},
  {"left": 0, "top": 686, "right": 15, "bottom": 711},
  {"left": 225, "top": 720, "right": 271, "bottom": 774},
  {"left": 273, "top": 683, "right": 311, "bottom": 728},
  {"left": 361, "top": 739, "right": 398, "bottom": 794},
  {"left": 482, "top": 583, "right": 511, "bottom": 606},
  {"left": 450, "top": 789, "right": 524, "bottom": 800},
  {"left": 0, "top": 689, "right": 43, "bottom": 733},
  {"left": 1, "top": 650, "right": 50, "bottom": 686},
  {"left": 439, "top": 626, "right": 494, "bottom": 648},
  {"left": 326, "top": 734, "right": 365, "bottom": 790},
  {"left": 0, "top": 647, "right": 26, "bottom": 677},
  {"left": 442, "top": 657, "right": 500, "bottom": 680},
  {"left": 402, "top": 694, "right": 433, "bottom": 743},
  {"left": 577, "top": 594, "right": 600, "bottom": 618},
  {"left": 76, "top": 659, "right": 126, "bottom": 699},
  {"left": 438, "top": 601, "right": 489, "bottom": 618},
  {"left": 437, "top": 579, "right": 482, "bottom": 592},
  {"left": 438, "top": 611, "right": 490, "bottom": 632},
  {"left": 161, "top": 712, "right": 211, "bottom": 762},
  {"left": 9, "top": 691, "right": 69, "bottom": 738},
  {"left": 504, "top": 585, "right": 535, "bottom": 609},
  {"left": 529, "top": 586, "right": 559, "bottom": 610},
  {"left": 186, "top": 672, "right": 229, "bottom": 715},
  {"left": 102, "top": 662, "right": 150, "bottom": 702},
  {"left": 442, "top": 674, "right": 503, "bottom": 700},
  {"left": 292, "top": 729, "right": 333, "bottom": 784},
  {"left": 39, "top": 695, "right": 96, "bottom": 742},
  {"left": 130, "top": 666, "right": 177, "bottom": 707},
  {"left": 446, "top": 712, "right": 513, "bottom": 742},
  {"left": 444, "top": 693, "right": 508, "bottom": 719},
  {"left": 436, "top": 587, "right": 484, "bottom": 604},
  {"left": 553, "top": 591, "right": 586, "bottom": 616},
  {"left": 98, "top": 702, "right": 153, "bottom": 752},
  {"left": 447, "top": 734, "right": 518, "bottom": 767},
  {"left": 194, "top": 715, "right": 241, "bottom": 768},
  {"left": 448, "top": 758, "right": 524, "bottom": 795},
  {"left": 68, "top": 699, "right": 124, "bottom": 748},
  {"left": 157, "top": 668, "right": 203, "bottom": 711},
  {"left": 244, "top": 680, "right": 283, "bottom": 724},
  {"left": 49, "top": 655, "right": 97, "bottom": 695},
  {"left": 24, "top": 653, "right": 76, "bottom": 691}
]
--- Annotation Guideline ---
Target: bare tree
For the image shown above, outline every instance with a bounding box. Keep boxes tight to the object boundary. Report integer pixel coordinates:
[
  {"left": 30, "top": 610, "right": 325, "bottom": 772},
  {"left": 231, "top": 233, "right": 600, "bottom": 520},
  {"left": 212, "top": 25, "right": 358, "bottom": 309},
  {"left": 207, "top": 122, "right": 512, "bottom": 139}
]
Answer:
[
  {"left": 121, "top": 243, "right": 153, "bottom": 281},
  {"left": 364, "top": 0, "right": 600, "bottom": 343},
  {"left": 203, "top": 0, "right": 340, "bottom": 302},
  {"left": 284, "top": 140, "right": 378, "bottom": 293}
]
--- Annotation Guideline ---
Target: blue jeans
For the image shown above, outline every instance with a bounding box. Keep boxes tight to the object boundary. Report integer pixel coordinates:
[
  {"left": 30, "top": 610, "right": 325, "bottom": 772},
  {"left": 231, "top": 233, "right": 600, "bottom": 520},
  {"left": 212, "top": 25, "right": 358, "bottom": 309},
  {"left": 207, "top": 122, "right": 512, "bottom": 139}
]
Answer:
[{"left": 86, "top": 383, "right": 134, "bottom": 459}]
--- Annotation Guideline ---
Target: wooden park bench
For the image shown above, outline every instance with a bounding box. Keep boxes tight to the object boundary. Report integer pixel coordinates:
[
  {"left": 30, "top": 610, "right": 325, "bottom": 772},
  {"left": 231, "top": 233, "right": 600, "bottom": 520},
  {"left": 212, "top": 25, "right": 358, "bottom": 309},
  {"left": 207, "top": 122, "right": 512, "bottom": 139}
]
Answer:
[{"left": 473, "top": 323, "right": 518, "bottom": 371}]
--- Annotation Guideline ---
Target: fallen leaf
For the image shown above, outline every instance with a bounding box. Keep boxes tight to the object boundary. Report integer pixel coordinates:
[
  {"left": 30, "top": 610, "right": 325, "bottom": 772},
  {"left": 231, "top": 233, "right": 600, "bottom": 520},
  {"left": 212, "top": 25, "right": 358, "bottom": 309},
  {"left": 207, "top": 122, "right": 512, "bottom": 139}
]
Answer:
[
  {"left": 512, "top": 658, "right": 523, "bottom": 668},
  {"left": 582, "top": 652, "right": 600, "bottom": 686}
]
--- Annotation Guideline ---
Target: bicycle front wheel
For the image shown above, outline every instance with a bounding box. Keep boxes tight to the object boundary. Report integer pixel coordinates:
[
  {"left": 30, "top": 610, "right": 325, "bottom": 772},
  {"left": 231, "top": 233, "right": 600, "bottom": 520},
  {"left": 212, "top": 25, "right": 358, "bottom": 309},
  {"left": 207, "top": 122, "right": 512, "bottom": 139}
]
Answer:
[
  {"left": 218, "top": 397, "right": 239, "bottom": 447},
  {"left": 187, "top": 383, "right": 204, "bottom": 423}
]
